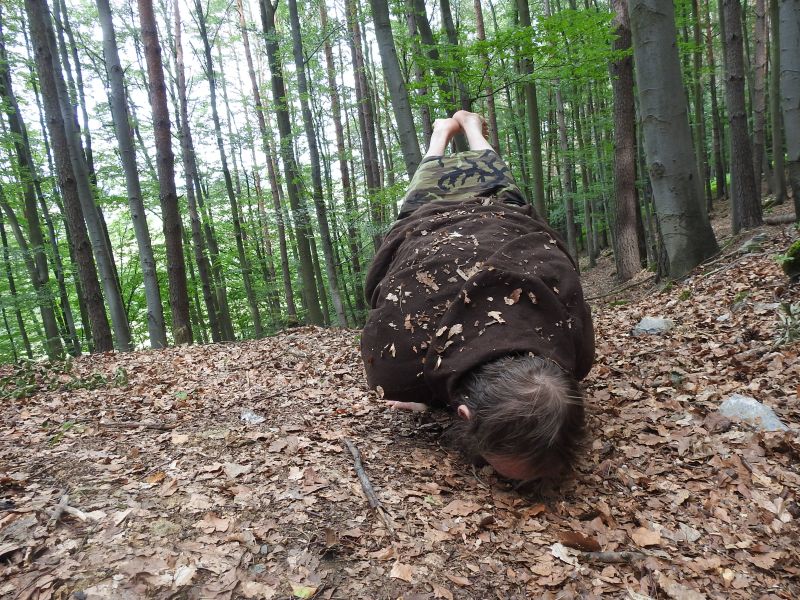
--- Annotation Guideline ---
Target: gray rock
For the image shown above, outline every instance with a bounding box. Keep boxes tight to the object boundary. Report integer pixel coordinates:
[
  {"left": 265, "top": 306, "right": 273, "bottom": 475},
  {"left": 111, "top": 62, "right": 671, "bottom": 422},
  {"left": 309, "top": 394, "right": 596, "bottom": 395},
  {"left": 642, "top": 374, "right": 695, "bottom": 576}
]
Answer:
[
  {"left": 738, "top": 233, "right": 769, "bottom": 254},
  {"left": 718, "top": 394, "right": 788, "bottom": 432},
  {"left": 632, "top": 316, "right": 675, "bottom": 336},
  {"left": 240, "top": 408, "right": 266, "bottom": 425}
]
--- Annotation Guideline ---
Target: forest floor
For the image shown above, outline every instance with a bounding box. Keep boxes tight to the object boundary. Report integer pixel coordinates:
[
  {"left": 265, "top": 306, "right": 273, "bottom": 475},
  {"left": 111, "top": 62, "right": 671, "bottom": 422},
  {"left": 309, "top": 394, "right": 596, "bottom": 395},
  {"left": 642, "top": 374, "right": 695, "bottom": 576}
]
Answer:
[{"left": 1, "top": 202, "right": 799, "bottom": 600}]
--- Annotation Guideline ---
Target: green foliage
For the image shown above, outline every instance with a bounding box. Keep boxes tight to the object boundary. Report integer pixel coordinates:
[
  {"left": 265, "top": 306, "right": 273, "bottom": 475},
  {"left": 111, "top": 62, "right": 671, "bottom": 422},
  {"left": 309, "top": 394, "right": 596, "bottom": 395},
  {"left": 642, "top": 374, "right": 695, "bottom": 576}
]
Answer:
[{"left": 776, "top": 302, "right": 800, "bottom": 346}]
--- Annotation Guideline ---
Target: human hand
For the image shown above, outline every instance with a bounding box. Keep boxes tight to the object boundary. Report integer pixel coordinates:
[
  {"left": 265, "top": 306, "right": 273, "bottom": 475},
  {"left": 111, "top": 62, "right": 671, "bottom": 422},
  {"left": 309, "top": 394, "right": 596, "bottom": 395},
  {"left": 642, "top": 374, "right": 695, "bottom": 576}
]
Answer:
[{"left": 386, "top": 401, "right": 429, "bottom": 413}]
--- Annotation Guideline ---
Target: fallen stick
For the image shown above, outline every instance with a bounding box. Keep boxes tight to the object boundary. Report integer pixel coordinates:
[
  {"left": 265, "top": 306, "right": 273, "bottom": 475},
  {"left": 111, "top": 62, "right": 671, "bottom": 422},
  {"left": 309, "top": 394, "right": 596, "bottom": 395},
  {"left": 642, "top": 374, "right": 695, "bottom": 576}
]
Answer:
[
  {"left": 342, "top": 438, "right": 394, "bottom": 533},
  {"left": 764, "top": 214, "right": 797, "bottom": 225},
  {"left": 586, "top": 275, "right": 655, "bottom": 302},
  {"left": 579, "top": 550, "right": 648, "bottom": 564},
  {"left": 98, "top": 420, "right": 175, "bottom": 431}
]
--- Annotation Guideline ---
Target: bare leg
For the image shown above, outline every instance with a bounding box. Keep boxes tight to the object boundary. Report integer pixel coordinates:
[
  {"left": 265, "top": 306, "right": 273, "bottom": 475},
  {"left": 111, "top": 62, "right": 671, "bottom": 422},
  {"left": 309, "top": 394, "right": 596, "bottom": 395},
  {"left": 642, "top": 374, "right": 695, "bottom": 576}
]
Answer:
[
  {"left": 453, "top": 110, "right": 493, "bottom": 151},
  {"left": 425, "top": 118, "right": 462, "bottom": 158}
]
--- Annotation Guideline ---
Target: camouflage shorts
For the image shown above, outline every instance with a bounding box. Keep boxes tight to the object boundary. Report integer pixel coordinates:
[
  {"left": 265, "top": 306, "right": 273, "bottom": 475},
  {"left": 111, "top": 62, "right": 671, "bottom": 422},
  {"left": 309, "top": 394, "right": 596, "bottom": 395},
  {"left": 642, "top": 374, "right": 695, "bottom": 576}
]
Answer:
[{"left": 398, "top": 149, "right": 527, "bottom": 218}]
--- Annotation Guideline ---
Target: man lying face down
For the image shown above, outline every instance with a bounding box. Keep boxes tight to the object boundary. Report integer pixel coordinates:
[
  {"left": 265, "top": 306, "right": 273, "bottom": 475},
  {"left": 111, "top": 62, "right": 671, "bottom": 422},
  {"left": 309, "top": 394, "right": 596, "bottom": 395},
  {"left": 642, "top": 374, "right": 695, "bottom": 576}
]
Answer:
[{"left": 361, "top": 111, "right": 595, "bottom": 483}]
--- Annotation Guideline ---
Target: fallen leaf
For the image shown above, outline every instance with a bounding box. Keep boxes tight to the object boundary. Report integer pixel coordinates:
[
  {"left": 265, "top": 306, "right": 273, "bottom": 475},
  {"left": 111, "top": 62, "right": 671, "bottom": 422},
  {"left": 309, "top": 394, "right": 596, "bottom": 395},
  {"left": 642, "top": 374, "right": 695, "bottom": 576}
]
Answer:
[
  {"left": 171, "top": 432, "right": 189, "bottom": 445},
  {"left": 657, "top": 573, "right": 706, "bottom": 600},
  {"left": 550, "top": 542, "right": 579, "bottom": 567},
  {"left": 193, "top": 512, "right": 230, "bottom": 533},
  {"left": 416, "top": 270, "right": 439, "bottom": 291},
  {"left": 631, "top": 526, "right": 662, "bottom": 547},
  {"left": 504, "top": 288, "right": 522, "bottom": 305},
  {"left": 559, "top": 530, "right": 601, "bottom": 552},
  {"left": 447, "top": 324, "right": 463, "bottom": 338},
  {"left": 240, "top": 582, "right": 277, "bottom": 599},
  {"left": 290, "top": 583, "right": 318, "bottom": 599},
  {"left": 442, "top": 499, "right": 481, "bottom": 517},
  {"left": 145, "top": 471, "right": 166, "bottom": 484},
  {"left": 389, "top": 561, "right": 415, "bottom": 583},
  {"left": 173, "top": 564, "right": 196, "bottom": 587},
  {"left": 487, "top": 311, "right": 505, "bottom": 323},
  {"left": 223, "top": 462, "right": 252, "bottom": 479},
  {"left": 444, "top": 573, "right": 471, "bottom": 587},
  {"left": 431, "top": 582, "right": 453, "bottom": 600}
]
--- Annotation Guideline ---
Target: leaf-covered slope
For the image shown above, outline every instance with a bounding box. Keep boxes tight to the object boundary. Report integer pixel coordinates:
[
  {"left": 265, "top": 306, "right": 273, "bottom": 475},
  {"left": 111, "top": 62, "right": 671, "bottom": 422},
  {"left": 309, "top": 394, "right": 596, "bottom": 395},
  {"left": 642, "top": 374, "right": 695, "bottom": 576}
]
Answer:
[{"left": 1, "top": 232, "right": 798, "bottom": 599}]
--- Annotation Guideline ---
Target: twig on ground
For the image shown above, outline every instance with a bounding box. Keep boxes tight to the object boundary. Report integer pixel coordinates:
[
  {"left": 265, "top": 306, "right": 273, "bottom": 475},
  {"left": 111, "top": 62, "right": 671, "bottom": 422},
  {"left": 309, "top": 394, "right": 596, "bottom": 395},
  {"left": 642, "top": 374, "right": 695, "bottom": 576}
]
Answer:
[
  {"left": 586, "top": 275, "right": 655, "bottom": 301},
  {"left": 579, "top": 550, "right": 648, "bottom": 564},
  {"left": 342, "top": 438, "right": 394, "bottom": 534},
  {"left": 764, "top": 214, "right": 797, "bottom": 225},
  {"left": 700, "top": 252, "right": 767, "bottom": 280},
  {"left": 98, "top": 420, "right": 175, "bottom": 431}
]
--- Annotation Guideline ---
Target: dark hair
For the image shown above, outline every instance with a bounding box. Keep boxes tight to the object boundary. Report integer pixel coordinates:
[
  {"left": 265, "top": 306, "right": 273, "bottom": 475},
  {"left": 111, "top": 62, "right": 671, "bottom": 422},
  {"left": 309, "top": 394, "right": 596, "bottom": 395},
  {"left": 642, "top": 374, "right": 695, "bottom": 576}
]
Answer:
[{"left": 451, "top": 354, "right": 586, "bottom": 481}]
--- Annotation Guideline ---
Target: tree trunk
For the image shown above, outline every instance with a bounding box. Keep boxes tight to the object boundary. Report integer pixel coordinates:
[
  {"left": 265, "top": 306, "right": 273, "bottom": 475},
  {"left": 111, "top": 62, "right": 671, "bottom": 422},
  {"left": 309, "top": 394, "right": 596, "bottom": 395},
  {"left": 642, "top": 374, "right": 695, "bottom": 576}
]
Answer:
[
  {"left": 629, "top": 0, "right": 719, "bottom": 278},
  {"left": 345, "top": 0, "right": 385, "bottom": 250},
  {"left": 705, "top": 0, "right": 727, "bottom": 201},
  {"left": 259, "top": 0, "right": 324, "bottom": 325},
  {"left": 97, "top": 0, "right": 166, "bottom": 349},
  {"left": 173, "top": 0, "right": 222, "bottom": 342},
  {"left": 0, "top": 211, "right": 32, "bottom": 359},
  {"left": 516, "top": 0, "right": 547, "bottom": 218},
  {"left": 769, "top": 0, "right": 787, "bottom": 203},
  {"left": 752, "top": 0, "right": 768, "bottom": 197},
  {"left": 236, "top": 0, "right": 297, "bottom": 325},
  {"left": 779, "top": 0, "right": 800, "bottom": 215},
  {"left": 287, "top": 0, "right": 347, "bottom": 327},
  {"left": 692, "top": 0, "right": 712, "bottom": 208},
  {"left": 405, "top": 0, "right": 433, "bottom": 147},
  {"left": 138, "top": 0, "right": 192, "bottom": 345},
  {"left": 610, "top": 0, "right": 641, "bottom": 281},
  {"left": 321, "top": 2, "right": 365, "bottom": 316},
  {"left": 439, "top": 0, "right": 472, "bottom": 113},
  {"left": 193, "top": 0, "right": 262, "bottom": 338},
  {"left": 22, "top": 2, "right": 127, "bottom": 355},
  {"left": 369, "top": 0, "right": 422, "bottom": 177},
  {"left": 474, "top": 0, "right": 501, "bottom": 153},
  {"left": 721, "top": 0, "right": 762, "bottom": 232}
]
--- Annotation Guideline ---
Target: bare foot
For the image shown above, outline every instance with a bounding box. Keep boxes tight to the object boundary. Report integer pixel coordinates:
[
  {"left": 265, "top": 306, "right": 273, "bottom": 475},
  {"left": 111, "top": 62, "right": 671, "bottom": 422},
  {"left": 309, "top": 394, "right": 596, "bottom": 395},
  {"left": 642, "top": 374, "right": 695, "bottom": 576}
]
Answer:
[
  {"left": 431, "top": 117, "right": 462, "bottom": 138},
  {"left": 453, "top": 110, "right": 489, "bottom": 140},
  {"left": 425, "top": 117, "right": 462, "bottom": 156}
]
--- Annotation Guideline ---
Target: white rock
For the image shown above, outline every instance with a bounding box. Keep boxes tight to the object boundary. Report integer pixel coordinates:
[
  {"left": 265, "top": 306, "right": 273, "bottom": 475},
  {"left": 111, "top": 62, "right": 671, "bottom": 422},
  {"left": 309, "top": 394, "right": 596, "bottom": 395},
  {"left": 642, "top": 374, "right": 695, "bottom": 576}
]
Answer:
[
  {"left": 718, "top": 394, "right": 788, "bottom": 432},
  {"left": 632, "top": 316, "right": 675, "bottom": 336}
]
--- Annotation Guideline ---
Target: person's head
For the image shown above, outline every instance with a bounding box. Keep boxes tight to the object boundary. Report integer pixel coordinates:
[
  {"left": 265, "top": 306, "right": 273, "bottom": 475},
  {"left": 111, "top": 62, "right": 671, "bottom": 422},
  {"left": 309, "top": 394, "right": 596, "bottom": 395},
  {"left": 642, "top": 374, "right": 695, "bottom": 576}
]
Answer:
[{"left": 452, "top": 354, "right": 585, "bottom": 483}]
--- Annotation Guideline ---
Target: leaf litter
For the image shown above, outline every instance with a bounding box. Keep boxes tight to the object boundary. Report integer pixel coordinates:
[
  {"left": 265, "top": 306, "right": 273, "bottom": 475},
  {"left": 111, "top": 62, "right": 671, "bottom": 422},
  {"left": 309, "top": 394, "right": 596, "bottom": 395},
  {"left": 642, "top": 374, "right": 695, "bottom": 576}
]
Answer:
[{"left": 0, "top": 222, "right": 799, "bottom": 598}]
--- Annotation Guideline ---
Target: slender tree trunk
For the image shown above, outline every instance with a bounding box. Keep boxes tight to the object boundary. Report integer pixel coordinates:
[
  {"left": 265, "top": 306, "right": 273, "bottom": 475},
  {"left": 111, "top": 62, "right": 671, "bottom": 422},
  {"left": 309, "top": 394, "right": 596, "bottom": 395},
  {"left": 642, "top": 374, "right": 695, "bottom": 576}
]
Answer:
[
  {"left": 405, "top": 1, "right": 433, "bottom": 147},
  {"left": 287, "top": 0, "right": 347, "bottom": 327},
  {"left": 705, "top": 0, "right": 727, "bottom": 201},
  {"left": 322, "top": 3, "right": 365, "bottom": 315},
  {"left": 97, "top": 0, "right": 166, "bottom": 349},
  {"left": 692, "top": 0, "right": 713, "bottom": 207},
  {"left": 610, "top": 0, "right": 642, "bottom": 281},
  {"left": 345, "top": 0, "right": 385, "bottom": 250},
  {"left": 137, "top": 0, "right": 192, "bottom": 344},
  {"left": 474, "top": 0, "right": 501, "bottom": 153},
  {"left": 259, "top": 0, "right": 324, "bottom": 325},
  {"left": 439, "top": 0, "right": 472, "bottom": 113},
  {"left": 517, "top": 0, "right": 547, "bottom": 218},
  {"left": 193, "top": 0, "right": 262, "bottom": 338},
  {"left": 173, "top": 0, "right": 222, "bottom": 342},
  {"left": 769, "top": 0, "right": 787, "bottom": 203},
  {"left": 24, "top": 3, "right": 132, "bottom": 356},
  {"left": 779, "top": 0, "right": 800, "bottom": 215},
  {"left": 752, "top": 0, "right": 768, "bottom": 197},
  {"left": 629, "top": 0, "right": 719, "bottom": 278},
  {"left": 722, "top": 0, "right": 762, "bottom": 232},
  {"left": 0, "top": 207, "right": 33, "bottom": 359},
  {"left": 235, "top": 0, "right": 296, "bottom": 325},
  {"left": 369, "top": 0, "right": 422, "bottom": 177}
]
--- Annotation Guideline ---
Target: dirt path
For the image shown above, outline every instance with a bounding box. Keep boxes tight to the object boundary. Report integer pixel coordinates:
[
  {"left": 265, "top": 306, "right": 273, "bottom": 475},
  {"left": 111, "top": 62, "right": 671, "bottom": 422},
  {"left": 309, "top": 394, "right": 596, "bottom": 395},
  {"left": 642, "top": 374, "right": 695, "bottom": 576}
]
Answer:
[{"left": 1, "top": 217, "right": 798, "bottom": 599}]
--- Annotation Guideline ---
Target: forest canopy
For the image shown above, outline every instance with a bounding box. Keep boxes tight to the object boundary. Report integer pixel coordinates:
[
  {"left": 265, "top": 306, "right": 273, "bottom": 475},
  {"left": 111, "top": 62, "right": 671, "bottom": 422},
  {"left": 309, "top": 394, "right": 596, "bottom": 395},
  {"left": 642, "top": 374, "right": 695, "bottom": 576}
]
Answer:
[{"left": 0, "top": 0, "right": 797, "bottom": 361}]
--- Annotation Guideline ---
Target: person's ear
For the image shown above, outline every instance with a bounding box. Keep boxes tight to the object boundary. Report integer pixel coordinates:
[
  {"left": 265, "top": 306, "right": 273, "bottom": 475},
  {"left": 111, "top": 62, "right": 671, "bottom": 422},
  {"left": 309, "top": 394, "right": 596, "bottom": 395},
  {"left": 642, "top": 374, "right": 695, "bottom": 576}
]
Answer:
[{"left": 457, "top": 405, "right": 472, "bottom": 420}]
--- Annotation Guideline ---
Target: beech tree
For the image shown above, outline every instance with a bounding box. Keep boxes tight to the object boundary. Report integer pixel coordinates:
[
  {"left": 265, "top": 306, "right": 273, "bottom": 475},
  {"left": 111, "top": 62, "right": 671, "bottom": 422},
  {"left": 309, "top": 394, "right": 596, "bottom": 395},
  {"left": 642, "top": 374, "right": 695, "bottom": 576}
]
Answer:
[
  {"left": 780, "top": 0, "right": 800, "bottom": 215},
  {"left": 629, "top": 0, "right": 719, "bottom": 278}
]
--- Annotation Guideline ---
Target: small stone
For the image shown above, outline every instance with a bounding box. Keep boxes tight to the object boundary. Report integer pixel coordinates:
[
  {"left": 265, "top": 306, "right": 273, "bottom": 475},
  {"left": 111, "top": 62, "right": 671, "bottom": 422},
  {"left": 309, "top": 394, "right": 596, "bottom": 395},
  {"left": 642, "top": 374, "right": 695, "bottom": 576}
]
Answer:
[
  {"left": 249, "top": 564, "right": 266, "bottom": 575},
  {"left": 632, "top": 316, "right": 675, "bottom": 336},
  {"left": 260, "top": 544, "right": 270, "bottom": 555},
  {"left": 718, "top": 394, "right": 788, "bottom": 432}
]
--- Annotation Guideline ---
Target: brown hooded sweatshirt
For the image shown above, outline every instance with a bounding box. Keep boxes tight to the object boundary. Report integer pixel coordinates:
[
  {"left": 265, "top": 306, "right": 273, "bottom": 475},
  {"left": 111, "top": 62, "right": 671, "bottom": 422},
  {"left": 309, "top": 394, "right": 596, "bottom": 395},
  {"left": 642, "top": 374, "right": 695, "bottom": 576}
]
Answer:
[{"left": 361, "top": 197, "right": 595, "bottom": 409}]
